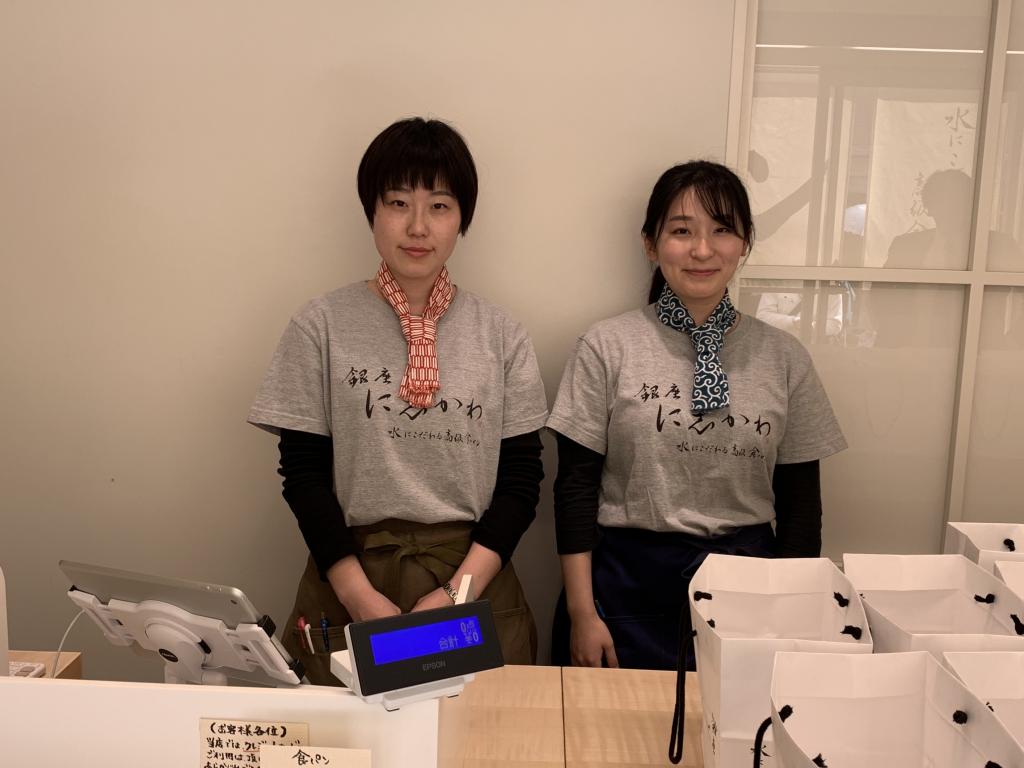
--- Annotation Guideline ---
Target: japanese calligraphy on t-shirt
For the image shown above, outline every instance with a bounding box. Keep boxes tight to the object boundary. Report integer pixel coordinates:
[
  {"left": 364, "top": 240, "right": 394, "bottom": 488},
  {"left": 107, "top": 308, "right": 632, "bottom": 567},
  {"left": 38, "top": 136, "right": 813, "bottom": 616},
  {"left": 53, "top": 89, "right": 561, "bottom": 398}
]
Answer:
[
  {"left": 547, "top": 306, "right": 846, "bottom": 538},
  {"left": 249, "top": 282, "right": 548, "bottom": 528}
]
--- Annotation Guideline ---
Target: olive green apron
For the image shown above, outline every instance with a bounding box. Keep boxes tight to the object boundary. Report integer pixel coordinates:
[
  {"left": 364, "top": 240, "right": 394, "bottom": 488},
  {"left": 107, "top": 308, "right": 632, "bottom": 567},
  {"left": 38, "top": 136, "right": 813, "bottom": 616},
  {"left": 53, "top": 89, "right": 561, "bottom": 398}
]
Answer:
[{"left": 283, "top": 519, "right": 537, "bottom": 685}]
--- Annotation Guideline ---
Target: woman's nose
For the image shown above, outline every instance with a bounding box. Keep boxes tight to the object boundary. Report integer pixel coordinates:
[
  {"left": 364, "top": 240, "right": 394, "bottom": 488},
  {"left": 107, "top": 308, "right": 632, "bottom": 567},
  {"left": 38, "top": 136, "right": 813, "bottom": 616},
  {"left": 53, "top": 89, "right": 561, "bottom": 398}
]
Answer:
[
  {"left": 692, "top": 236, "right": 713, "bottom": 258},
  {"left": 407, "top": 206, "right": 428, "bottom": 235}
]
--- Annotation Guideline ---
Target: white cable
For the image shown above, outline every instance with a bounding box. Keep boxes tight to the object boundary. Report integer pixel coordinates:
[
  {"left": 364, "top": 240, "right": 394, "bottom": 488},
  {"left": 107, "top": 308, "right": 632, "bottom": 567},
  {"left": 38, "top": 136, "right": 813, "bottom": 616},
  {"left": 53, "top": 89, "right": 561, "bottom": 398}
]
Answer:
[{"left": 52, "top": 609, "right": 86, "bottom": 678}]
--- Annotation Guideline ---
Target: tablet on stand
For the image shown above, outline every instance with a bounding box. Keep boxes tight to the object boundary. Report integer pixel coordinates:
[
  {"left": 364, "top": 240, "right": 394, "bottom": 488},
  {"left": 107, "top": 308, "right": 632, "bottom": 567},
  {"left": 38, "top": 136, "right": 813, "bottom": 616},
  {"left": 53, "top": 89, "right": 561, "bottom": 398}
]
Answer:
[{"left": 59, "top": 560, "right": 304, "bottom": 686}]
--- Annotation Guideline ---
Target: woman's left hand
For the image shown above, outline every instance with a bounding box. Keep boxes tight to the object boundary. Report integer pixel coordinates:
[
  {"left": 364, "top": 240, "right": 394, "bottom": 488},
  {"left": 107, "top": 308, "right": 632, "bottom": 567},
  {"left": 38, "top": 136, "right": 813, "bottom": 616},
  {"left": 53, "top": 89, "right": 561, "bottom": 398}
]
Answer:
[
  {"left": 411, "top": 587, "right": 454, "bottom": 612},
  {"left": 411, "top": 545, "right": 501, "bottom": 613}
]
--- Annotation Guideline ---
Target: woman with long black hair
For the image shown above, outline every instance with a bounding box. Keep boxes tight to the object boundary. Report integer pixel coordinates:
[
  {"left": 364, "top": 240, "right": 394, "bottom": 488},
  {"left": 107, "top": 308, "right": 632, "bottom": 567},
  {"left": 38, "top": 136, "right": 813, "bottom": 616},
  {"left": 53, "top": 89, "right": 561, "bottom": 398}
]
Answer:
[{"left": 548, "top": 160, "right": 846, "bottom": 670}]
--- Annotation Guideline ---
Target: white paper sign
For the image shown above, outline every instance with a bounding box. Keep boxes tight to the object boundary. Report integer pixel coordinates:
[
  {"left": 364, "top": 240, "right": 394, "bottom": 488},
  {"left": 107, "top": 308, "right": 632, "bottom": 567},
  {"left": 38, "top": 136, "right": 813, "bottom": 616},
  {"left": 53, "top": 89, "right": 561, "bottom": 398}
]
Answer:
[
  {"left": 200, "top": 718, "right": 309, "bottom": 768},
  {"left": 260, "top": 744, "right": 371, "bottom": 768}
]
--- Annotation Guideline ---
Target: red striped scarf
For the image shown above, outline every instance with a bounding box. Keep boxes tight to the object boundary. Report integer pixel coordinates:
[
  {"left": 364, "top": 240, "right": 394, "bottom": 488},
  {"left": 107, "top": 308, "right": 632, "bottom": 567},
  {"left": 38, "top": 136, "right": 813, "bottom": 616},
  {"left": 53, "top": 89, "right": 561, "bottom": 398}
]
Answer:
[{"left": 376, "top": 262, "right": 455, "bottom": 408}]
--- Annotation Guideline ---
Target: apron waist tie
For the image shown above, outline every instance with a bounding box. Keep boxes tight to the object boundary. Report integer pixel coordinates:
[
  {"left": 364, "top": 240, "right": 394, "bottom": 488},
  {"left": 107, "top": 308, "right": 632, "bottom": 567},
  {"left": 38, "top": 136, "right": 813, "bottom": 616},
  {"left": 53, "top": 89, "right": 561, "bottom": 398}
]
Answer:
[{"left": 361, "top": 530, "right": 468, "bottom": 600}]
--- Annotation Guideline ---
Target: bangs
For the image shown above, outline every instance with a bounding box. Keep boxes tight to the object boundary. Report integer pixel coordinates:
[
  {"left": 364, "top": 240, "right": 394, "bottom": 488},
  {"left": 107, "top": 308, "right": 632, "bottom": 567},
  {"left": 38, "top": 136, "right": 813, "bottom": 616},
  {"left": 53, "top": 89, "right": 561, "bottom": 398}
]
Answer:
[
  {"left": 691, "top": 182, "right": 746, "bottom": 239},
  {"left": 377, "top": 144, "right": 452, "bottom": 197}
]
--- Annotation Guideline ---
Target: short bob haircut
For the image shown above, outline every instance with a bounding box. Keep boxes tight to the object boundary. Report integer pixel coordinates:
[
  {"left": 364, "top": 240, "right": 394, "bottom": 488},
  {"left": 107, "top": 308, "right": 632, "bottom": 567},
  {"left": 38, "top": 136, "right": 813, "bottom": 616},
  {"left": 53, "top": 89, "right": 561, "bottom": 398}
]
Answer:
[
  {"left": 641, "top": 161, "right": 754, "bottom": 303},
  {"left": 357, "top": 117, "right": 478, "bottom": 235}
]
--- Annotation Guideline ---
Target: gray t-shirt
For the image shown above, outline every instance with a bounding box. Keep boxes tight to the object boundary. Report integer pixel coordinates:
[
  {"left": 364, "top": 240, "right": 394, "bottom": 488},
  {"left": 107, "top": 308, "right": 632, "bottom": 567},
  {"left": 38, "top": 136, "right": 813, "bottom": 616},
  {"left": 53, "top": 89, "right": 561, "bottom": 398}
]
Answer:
[
  {"left": 249, "top": 281, "right": 549, "bottom": 528},
  {"left": 547, "top": 305, "right": 847, "bottom": 537}
]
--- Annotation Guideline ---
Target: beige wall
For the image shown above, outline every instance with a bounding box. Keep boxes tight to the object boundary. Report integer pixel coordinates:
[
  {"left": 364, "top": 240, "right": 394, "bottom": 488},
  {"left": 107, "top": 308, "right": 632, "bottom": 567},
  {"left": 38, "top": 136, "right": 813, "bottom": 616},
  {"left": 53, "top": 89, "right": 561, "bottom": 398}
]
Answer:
[{"left": 0, "top": 1, "right": 736, "bottom": 680}]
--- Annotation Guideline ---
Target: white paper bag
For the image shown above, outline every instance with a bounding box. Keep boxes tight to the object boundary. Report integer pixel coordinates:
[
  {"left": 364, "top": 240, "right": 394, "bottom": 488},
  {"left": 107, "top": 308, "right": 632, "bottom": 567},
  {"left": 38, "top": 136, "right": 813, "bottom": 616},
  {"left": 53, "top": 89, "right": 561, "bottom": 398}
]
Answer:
[
  {"left": 764, "top": 651, "right": 1024, "bottom": 767},
  {"left": 679, "top": 555, "right": 872, "bottom": 768},
  {"left": 843, "top": 553, "right": 1024, "bottom": 657},
  {"left": 945, "top": 651, "right": 1024, "bottom": 750},
  {"left": 946, "top": 522, "right": 1024, "bottom": 573},
  {"left": 997, "top": 561, "right": 1024, "bottom": 600}
]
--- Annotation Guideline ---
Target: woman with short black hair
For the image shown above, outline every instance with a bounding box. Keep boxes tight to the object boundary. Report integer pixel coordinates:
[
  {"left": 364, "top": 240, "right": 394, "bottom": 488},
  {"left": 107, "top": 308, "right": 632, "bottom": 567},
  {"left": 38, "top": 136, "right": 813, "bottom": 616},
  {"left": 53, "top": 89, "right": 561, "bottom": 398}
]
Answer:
[{"left": 250, "top": 117, "right": 547, "bottom": 683}]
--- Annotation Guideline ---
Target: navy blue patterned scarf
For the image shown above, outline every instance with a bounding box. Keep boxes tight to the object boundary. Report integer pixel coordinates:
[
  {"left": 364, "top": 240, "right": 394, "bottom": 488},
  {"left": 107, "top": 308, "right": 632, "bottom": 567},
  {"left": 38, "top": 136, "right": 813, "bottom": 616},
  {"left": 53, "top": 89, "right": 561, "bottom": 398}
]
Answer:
[{"left": 656, "top": 284, "right": 737, "bottom": 415}]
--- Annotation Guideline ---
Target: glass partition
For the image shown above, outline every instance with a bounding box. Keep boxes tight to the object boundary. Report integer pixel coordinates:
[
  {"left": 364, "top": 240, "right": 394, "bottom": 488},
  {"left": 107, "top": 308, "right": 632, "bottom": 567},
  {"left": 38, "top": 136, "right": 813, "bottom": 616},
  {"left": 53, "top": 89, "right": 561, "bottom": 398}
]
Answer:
[
  {"left": 739, "top": 279, "right": 964, "bottom": 555},
  {"left": 748, "top": 0, "right": 990, "bottom": 269},
  {"left": 962, "top": 287, "right": 1024, "bottom": 522},
  {"left": 988, "top": 3, "right": 1024, "bottom": 271}
]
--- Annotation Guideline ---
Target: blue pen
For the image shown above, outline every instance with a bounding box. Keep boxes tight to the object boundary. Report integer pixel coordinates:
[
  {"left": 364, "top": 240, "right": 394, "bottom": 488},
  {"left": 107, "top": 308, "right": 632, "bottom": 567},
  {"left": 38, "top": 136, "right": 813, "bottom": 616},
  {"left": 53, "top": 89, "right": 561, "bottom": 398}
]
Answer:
[
  {"left": 594, "top": 599, "right": 606, "bottom": 619},
  {"left": 320, "top": 612, "right": 330, "bottom": 652}
]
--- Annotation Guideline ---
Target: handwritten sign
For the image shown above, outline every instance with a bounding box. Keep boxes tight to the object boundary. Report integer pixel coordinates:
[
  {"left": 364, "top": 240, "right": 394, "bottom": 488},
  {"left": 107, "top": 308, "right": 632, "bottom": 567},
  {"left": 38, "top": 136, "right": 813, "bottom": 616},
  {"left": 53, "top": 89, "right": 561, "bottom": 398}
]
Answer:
[
  {"left": 260, "top": 745, "right": 371, "bottom": 767},
  {"left": 199, "top": 718, "right": 310, "bottom": 768}
]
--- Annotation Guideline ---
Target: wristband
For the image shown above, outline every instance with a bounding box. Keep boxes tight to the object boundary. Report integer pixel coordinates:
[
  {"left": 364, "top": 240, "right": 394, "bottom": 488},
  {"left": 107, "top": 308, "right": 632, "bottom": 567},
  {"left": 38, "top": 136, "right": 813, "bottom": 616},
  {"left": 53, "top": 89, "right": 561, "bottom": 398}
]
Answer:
[{"left": 441, "top": 581, "right": 458, "bottom": 603}]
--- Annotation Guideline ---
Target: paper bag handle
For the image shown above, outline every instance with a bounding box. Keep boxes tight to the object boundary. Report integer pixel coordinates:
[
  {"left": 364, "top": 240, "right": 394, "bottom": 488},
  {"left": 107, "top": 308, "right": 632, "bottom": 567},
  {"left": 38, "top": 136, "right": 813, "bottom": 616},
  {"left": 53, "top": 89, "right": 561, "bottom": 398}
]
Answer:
[
  {"left": 752, "top": 706, "right": 800, "bottom": 767},
  {"left": 669, "top": 591, "right": 712, "bottom": 763},
  {"left": 668, "top": 599, "right": 693, "bottom": 763}
]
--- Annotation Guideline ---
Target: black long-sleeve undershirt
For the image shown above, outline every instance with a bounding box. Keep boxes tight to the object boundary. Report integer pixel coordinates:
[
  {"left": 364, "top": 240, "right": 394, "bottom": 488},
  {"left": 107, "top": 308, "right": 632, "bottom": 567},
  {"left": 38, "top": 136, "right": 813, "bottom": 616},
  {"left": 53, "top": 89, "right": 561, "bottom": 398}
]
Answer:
[
  {"left": 277, "top": 428, "right": 544, "bottom": 578},
  {"left": 277, "top": 429, "right": 359, "bottom": 577},
  {"left": 772, "top": 459, "right": 822, "bottom": 557},
  {"left": 551, "top": 431, "right": 822, "bottom": 557}
]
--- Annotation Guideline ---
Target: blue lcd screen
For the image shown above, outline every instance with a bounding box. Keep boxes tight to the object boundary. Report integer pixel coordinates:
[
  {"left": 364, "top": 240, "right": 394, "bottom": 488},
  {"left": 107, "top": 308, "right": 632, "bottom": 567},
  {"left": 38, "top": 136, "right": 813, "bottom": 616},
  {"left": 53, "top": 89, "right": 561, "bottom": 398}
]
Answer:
[{"left": 370, "top": 616, "right": 483, "bottom": 665}]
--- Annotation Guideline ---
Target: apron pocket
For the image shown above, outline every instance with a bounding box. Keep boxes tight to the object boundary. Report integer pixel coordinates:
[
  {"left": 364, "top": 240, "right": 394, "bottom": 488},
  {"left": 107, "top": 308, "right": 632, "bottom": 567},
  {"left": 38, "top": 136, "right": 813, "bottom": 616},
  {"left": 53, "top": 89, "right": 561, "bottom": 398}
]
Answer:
[
  {"left": 291, "top": 624, "right": 348, "bottom": 655},
  {"left": 492, "top": 605, "right": 536, "bottom": 665},
  {"left": 285, "top": 625, "right": 349, "bottom": 686}
]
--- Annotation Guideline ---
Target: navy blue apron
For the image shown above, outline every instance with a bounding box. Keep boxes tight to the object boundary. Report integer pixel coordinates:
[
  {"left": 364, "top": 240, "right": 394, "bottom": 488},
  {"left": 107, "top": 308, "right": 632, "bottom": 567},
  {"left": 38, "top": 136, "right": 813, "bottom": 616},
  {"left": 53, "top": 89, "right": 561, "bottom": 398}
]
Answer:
[{"left": 552, "top": 523, "right": 775, "bottom": 670}]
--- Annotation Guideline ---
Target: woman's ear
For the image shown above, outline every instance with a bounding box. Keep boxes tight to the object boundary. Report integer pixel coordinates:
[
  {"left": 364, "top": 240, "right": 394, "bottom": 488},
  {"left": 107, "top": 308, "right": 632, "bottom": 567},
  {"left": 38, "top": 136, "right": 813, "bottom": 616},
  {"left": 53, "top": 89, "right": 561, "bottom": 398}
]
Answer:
[
  {"left": 643, "top": 235, "right": 658, "bottom": 263},
  {"left": 741, "top": 239, "right": 753, "bottom": 265}
]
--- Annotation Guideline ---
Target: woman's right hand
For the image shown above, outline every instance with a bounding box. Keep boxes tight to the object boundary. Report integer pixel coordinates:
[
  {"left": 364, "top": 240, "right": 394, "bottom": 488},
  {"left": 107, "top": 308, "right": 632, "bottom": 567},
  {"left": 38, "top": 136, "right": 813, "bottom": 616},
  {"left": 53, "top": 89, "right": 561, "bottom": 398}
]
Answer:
[
  {"left": 326, "top": 555, "right": 400, "bottom": 622},
  {"left": 560, "top": 551, "right": 618, "bottom": 667},
  {"left": 570, "top": 613, "right": 619, "bottom": 668},
  {"left": 342, "top": 587, "right": 401, "bottom": 622}
]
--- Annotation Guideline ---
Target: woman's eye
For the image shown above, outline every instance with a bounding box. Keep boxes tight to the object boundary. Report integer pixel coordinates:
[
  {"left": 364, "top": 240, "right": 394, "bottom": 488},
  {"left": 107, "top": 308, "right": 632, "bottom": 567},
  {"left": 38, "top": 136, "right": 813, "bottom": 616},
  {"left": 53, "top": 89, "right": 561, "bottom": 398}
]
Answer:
[
  {"left": 432, "top": 202, "right": 449, "bottom": 210},
  {"left": 672, "top": 228, "right": 690, "bottom": 236}
]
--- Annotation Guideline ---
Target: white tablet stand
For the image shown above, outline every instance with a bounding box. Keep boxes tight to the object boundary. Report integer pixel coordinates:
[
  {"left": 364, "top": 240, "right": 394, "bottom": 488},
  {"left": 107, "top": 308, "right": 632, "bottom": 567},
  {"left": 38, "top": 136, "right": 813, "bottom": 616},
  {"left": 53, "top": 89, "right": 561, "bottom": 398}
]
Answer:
[{"left": 68, "top": 589, "right": 303, "bottom": 686}]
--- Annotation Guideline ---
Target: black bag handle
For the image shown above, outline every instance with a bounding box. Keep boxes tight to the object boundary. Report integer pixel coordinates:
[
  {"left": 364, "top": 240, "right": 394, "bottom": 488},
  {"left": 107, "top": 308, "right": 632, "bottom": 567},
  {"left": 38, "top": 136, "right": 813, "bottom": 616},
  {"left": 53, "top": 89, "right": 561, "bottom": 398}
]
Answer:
[
  {"left": 752, "top": 706, "right": 795, "bottom": 767},
  {"left": 669, "top": 591, "right": 711, "bottom": 763}
]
